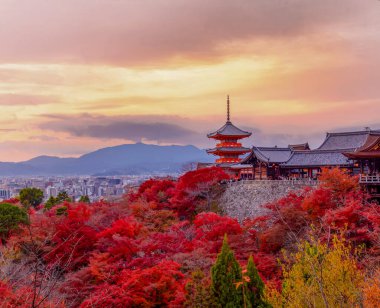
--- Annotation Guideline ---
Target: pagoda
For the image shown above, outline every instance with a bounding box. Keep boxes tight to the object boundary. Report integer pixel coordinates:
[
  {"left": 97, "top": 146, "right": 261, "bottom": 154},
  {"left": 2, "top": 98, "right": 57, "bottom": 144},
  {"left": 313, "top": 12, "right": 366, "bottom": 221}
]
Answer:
[{"left": 207, "top": 96, "right": 252, "bottom": 165}]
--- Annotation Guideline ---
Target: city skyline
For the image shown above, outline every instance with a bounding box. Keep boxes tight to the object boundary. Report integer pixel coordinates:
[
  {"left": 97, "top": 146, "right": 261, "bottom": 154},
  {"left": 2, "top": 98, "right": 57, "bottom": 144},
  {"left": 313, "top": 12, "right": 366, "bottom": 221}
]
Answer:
[{"left": 1, "top": 0, "right": 380, "bottom": 161}]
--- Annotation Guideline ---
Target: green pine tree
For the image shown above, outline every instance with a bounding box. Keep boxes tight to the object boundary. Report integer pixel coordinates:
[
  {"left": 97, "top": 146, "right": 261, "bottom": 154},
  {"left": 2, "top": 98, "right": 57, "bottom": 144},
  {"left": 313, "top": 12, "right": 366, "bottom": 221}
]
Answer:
[
  {"left": 211, "top": 234, "right": 243, "bottom": 308},
  {"left": 79, "top": 195, "right": 90, "bottom": 203},
  {"left": 244, "top": 256, "right": 271, "bottom": 308},
  {"left": 44, "top": 196, "right": 57, "bottom": 210},
  {"left": 19, "top": 187, "right": 44, "bottom": 208},
  {"left": 0, "top": 203, "right": 28, "bottom": 244}
]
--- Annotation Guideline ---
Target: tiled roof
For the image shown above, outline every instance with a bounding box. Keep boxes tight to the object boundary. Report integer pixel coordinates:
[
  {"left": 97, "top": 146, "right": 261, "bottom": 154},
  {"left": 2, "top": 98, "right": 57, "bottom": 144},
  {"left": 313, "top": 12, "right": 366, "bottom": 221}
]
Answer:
[
  {"left": 283, "top": 150, "right": 352, "bottom": 167},
  {"left": 207, "top": 121, "right": 252, "bottom": 138},
  {"left": 317, "top": 130, "right": 380, "bottom": 151},
  {"left": 240, "top": 146, "right": 293, "bottom": 164},
  {"left": 254, "top": 147, "right": 292, "bottom": 163},
  {"left": 289, "top": 143, "right": 310, "bottom": 151},
  {"left": 229, "top": 163, "right": 253, "bottom": 169}
]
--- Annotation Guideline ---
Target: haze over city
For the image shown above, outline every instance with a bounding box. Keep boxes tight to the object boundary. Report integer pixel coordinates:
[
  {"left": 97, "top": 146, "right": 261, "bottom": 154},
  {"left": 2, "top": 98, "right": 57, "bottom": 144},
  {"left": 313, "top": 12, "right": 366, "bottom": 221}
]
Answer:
[{"left": 1, "top": 0, "right": 380, "bottom": 161}]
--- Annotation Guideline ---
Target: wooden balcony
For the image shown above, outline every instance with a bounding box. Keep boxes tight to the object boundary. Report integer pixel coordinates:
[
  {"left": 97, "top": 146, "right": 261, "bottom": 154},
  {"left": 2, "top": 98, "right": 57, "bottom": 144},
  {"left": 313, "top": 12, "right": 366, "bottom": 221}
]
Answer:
[{"left": 359, "top": 174, "right": 380, "bottom": 184}]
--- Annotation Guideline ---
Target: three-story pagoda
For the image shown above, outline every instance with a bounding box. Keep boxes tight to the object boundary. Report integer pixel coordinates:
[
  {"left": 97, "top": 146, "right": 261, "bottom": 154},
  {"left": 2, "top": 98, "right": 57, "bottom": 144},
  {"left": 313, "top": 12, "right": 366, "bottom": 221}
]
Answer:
[{"left": 207, "top": 96, "right": 252, "bottom": 165}]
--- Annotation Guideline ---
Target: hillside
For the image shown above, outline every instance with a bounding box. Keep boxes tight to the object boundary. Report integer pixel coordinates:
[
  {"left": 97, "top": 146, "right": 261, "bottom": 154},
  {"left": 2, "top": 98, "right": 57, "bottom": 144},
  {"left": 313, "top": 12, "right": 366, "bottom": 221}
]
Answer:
[{"left": 0, "top": 143, "right": 213, "bottom": 176}]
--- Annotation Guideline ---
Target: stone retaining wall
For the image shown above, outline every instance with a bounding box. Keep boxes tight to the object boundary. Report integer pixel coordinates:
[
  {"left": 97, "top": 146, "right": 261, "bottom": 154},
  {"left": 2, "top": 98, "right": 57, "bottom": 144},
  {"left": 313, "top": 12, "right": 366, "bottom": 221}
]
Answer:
[{"left": 220, "top": 180, "right": 318, "bottom": 222}]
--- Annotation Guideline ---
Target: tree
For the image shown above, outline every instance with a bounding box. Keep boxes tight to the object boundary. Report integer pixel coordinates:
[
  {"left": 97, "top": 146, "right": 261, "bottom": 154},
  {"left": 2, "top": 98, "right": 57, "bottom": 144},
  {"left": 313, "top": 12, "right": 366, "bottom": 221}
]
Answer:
[
  {"left": 57, "top": 191, "right": 71, "bottom": 203},
  {"left": 0, "top": 203, "right": 28, "bottom": 244},
  {"left": 171, "top": 167, "right": 229, "bottom": 219},
  {"left": 45, "top": 191, "right": 72, "bottom": 210},
  {"left": 266, "top": 234, "right": 364, "bottom": 307},
  {"left": 79, "top": 195, "right": 90, "bottom": 203},
  {"left": 45, "top": 196, "right": 57, "bottom": 210},
  {"left": 363, "top": 268, "right": 380, "bottom": 308},
  {"left": 185, "top": 270, "right": 214, "bottom": 308},
  {"left": 80, "top": 260, "right": 185, "bottom": 307},
  {"left": 19, "top": 187, "right": 44, "bottom": 208},
  {"left": 211, "top": 234, "right": 243, "bottom": 307},
  {"left": 244, "top": 256, "right": 270, "bottom": 308}
]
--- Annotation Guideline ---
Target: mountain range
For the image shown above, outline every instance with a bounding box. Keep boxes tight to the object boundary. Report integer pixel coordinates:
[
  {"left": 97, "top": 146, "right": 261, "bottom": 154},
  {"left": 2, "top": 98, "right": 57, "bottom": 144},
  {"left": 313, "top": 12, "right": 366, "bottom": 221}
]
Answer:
[{"left": 0, "top": 143, "right": 213, "bottom": 176}]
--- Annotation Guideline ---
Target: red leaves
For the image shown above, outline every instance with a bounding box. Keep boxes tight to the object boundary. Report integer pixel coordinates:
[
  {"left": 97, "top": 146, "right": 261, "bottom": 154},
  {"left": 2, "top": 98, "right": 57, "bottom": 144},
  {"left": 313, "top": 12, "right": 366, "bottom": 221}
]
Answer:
[
  {"left": 171, "top": 167, "right": 230, "bottom": 219},
  {"left": 319, "top": 167, "right": 360, "bottom": 196},
  {"left": 3, "top": 166, "right": 377, "bottom": 306},
  {"left": 194, "top": 212, "right": 242, "bottom": 242},
  {"left": 44, "top": 204, "right": 97, "bottom": 270},
  {"left": 80, "top": 261, "right": 185, "bottom": 308},
  {"left": 0, "top": 281, "right": 60, "bottom": 308},
  {"left": 302, "top": 188, "right": 334, "bottom": 218},
  {"left": 129, "top": 178, "right": 176, "bottom": 209}
]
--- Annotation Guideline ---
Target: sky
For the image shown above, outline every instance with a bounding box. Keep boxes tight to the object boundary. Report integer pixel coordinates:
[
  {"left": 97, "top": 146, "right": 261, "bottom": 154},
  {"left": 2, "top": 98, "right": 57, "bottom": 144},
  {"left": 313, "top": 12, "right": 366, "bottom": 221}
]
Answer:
[{"left": 0, "top": 0, "right": 380, "bottom": 161}]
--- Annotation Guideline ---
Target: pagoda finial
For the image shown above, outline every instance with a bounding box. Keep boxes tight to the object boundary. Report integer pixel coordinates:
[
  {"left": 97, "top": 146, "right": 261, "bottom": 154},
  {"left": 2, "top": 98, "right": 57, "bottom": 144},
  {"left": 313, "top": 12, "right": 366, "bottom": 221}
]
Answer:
[{"left": 227, "top": 95, "right": 230, "bottom": 122}]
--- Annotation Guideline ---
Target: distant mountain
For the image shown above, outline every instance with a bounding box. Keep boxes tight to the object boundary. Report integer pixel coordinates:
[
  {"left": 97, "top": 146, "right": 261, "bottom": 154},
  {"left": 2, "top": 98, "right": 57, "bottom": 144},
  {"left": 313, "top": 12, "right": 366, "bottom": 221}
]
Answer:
[{"left": 0, "top": 143, "right": 213, "bottom": 176}]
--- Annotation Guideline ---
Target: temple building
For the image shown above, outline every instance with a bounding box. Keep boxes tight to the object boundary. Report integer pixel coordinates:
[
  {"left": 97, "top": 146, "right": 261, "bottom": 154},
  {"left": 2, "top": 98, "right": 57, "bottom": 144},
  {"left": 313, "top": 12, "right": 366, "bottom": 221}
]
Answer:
[
  {"left": 233, "top": 143, "right": 310, "bottom": 180},
  {"left": 236, "top": 129, "right": 380, "bottom": 199},
  {"left": 207, "top": 96, "right": 251, "bottom": 166},
  {"left": 202, "top": 99, "right": 380, "bottom": 199}
]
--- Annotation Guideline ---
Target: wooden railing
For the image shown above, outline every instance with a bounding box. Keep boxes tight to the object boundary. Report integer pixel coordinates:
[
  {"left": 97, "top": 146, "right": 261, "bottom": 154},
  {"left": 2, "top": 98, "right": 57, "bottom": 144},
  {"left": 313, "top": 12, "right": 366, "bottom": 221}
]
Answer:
[
  {"left": 227, "top": 179, "right": 319, "bottom": 187},
  {"left": 359, "top": 174, "right": 380, "bottom": 184}
]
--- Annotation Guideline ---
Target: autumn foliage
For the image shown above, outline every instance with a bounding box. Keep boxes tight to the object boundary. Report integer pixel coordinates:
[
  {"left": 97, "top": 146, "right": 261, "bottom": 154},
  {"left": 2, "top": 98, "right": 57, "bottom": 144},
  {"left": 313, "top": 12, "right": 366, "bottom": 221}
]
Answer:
[{"left": 0, "top": 167, "right": 379, "bottom": 307}]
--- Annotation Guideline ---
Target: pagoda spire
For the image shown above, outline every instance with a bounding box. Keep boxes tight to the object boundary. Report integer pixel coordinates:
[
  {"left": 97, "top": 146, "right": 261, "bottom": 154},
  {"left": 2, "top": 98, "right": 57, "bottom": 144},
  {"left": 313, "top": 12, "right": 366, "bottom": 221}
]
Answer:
[
  {"left": 227, "top": 95, "right": 230, "bottom": 122},
  {"left": 207, "top": 96, "right": 252, "bottom": 164}
]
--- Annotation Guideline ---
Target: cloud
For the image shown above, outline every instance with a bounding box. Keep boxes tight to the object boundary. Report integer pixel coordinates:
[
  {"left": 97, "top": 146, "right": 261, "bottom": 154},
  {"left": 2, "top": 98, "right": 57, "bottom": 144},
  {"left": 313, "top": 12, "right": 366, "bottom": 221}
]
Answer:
[
  {"left": 39, "top": 114, "right": 199, "bottom": 143},
  {"left": 0, "top": 0, "right": 374, "bottom": 65},
  {"left": 0, "top": 94, "right": 56, "bottom": 106}
]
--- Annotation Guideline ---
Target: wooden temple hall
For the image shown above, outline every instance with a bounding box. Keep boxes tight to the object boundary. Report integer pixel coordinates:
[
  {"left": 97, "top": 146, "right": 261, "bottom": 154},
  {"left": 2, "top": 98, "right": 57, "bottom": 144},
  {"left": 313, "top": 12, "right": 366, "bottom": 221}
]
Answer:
[{"left": 204, "top": 97, "right": 380, "bottom": 199}]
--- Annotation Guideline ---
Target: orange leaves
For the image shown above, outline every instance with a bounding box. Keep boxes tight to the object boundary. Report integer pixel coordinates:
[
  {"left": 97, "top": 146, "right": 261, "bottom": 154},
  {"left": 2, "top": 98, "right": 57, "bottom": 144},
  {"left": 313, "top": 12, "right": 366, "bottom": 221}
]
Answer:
[
  {"left": 363, "top": 269, "right": 380, "bottom": 308},
  {"left": 319, "top": 167, "right": 360, "bottom": 197}
]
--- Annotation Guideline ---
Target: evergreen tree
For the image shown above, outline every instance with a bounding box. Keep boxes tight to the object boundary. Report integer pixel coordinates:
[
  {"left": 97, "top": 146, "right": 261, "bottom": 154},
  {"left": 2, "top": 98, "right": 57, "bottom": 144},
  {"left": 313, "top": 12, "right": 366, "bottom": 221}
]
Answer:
[
  {"left": 19, "top": 187, "right": 44, "bottom": 208},
  {"left": 45, "top": 191, "right": 71, "bottom": 210},
  {"left": 56, "top": 191, "right": 71, "bottom": 203},
  {"left": 79, "top": 195, "right": 90, "bottom": 203},
  {"left": 244, "top": 256, "right": 271, "bottom": 308},
  {"left": 44, "top": 196, "right": 57, "bottom": 210},
  {"left": 0, "top": 203, "right": 28, "bottom": 244},
  {"left": 211, "top": 234, "right": 243, "bottom": 308}
]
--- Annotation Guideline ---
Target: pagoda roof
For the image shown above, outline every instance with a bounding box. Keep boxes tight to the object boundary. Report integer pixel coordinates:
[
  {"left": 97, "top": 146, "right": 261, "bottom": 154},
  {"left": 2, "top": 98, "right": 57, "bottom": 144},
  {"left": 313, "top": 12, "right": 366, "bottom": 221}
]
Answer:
[
  {"left": 282, "top": 150, "right": 352, "bottom": 168},
  {"left": 207, "top": 146, "right": 251, "bottom": 154},
  {"left": 317, "top": 130, "right": 380, "bottom": 151},
  {"left": 207, "top": 121, "right": 252, "bottom": 139}
]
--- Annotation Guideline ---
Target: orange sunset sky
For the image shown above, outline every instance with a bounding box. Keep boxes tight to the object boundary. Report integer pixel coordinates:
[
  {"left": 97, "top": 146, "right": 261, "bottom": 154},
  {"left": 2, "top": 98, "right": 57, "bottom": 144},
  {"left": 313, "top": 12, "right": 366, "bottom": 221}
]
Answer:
[{"left": 0, "top": 0, "right": 380, "bottom": 161}]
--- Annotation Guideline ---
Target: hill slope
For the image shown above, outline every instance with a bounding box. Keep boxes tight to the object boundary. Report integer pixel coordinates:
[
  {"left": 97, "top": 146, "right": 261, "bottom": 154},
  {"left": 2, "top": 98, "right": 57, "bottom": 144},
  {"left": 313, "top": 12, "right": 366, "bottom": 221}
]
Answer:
[{"left": 0, "top": 143, "right": 213, "bottom": 176}]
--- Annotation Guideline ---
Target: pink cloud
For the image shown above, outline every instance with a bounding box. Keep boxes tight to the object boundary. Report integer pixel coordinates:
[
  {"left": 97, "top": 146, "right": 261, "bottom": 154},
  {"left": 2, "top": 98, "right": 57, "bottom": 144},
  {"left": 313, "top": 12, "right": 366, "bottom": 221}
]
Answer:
[
  {"left": 0, "top": 94, "right": 57, "bottom": 105},
  {"left": 0, "top": 0, "right": 374, "bottom": 65}
]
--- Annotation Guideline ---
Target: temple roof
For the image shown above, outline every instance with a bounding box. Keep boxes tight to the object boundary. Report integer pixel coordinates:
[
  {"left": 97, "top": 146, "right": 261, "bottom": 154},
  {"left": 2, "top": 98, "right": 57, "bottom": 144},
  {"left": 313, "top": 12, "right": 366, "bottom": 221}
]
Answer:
[
  {"left": 283, "top": 150, "right": 352, "bottom": 168},
  {"left": 207, "top": 121, "right": 252, "bottom": 139},
  {"left": 254, "top": 146, "right": 292, "bottom": 163},
  {"left": 241, "top": 146, "right": 294, "bottom": 164},
  {"left": 317, "top": 130, "right": 380, "bottom": 151},
  {"left": 343, "top": 133, "right": 380, "bottom": 159},
  {"left": 289, "top": 143, "right": 310, "bottom": 151},
  {"left": 229, "top": 163, "right": 253, "bottom": 169}
]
